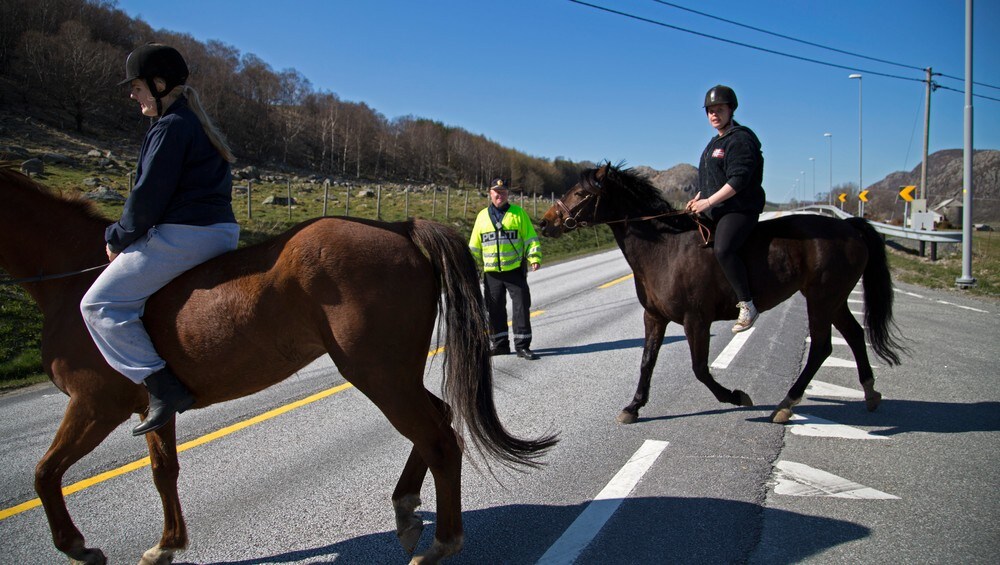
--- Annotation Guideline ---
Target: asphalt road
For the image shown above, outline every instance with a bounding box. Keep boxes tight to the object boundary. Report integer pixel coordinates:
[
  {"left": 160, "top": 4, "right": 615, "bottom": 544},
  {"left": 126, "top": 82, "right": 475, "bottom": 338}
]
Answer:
[{"left": 0, "top": 249, "right": 997, "bottom": 564}]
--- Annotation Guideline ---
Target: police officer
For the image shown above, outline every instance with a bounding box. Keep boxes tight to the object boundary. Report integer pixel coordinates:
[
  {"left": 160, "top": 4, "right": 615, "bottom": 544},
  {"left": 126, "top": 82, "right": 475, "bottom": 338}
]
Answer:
[
  {"left": 686, "top": 85, "right": 766, "bottom": 333},
  {"left": 469, "top": 179, "right": 542, "bottom": 359},
  {"left": 81, "top": 44, "right": 240, "bottom": 435}
]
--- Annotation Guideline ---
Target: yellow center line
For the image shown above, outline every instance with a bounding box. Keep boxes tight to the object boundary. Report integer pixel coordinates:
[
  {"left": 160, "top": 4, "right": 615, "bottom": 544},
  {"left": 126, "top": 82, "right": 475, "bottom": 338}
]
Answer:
[
  {"left": 598, "top": 274, "right": 633, "bottom": 289},
  {"left": 0, "top": 347, "right": 446, "bottom": 521}
]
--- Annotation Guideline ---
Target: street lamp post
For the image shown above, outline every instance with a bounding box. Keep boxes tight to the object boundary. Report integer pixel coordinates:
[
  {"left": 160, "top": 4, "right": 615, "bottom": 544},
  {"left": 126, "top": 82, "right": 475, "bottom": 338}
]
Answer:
[
  {"left": 809, "top": 157, "right": 816, "bottom": 202},
  {"left": 823, "top": 133, "right": 833, "bottom": 205},
  {"left": 849, "top": 73, "right": 863, "bottom": 216}
]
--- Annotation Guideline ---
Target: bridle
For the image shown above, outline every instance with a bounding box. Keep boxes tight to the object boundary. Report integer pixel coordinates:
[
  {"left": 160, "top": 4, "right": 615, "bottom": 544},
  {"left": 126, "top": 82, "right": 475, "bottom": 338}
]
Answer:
[
  {"left": 0, "top": 263, "right": 109, "bottom": 285},
  {"left": 553, "top": 174, "right": 603, "bottom": 231},
  {"left": 553, "top": 174, "right": 713, "bottom": 245}
]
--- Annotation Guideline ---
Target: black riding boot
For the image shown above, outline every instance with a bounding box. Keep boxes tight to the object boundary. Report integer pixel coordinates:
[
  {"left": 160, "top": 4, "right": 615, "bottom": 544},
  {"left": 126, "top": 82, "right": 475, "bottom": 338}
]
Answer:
[{"left": 132, "top": 367, "right": 195, "bottom": 436}]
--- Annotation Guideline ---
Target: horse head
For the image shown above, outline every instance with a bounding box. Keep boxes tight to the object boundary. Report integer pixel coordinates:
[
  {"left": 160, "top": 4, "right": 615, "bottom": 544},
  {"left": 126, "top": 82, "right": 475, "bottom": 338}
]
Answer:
[{"left": 539, "top": 163, "right": 610, "bottom": 238}]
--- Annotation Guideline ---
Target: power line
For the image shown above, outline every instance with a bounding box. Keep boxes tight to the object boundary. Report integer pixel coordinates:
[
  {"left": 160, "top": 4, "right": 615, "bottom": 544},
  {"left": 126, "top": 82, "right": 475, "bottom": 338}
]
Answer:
[
  {"left": 649, "top": 0, "right": 1000, "bottom": 92},
  {"left": 568, "top": 0, "right": 1000, "bottom": 100}
]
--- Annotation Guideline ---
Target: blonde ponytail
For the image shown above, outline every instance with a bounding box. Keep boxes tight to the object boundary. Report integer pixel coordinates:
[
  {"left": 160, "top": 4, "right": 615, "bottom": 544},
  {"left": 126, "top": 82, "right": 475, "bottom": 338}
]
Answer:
[{"left": 178, "top": 85, "right": 236, "bottom": 163}]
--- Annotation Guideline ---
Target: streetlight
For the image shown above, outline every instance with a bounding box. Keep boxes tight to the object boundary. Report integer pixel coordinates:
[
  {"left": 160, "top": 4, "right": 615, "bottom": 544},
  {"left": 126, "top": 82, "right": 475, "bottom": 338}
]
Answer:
[
  {"left": 809, "top": 157, "right": 816, "bottom": 202},
  {"left": 823, "top": 133, "right": 833, "bottom": 205},
  {"left": 849, "top": 73, "right": 863, "bottom": 216}
]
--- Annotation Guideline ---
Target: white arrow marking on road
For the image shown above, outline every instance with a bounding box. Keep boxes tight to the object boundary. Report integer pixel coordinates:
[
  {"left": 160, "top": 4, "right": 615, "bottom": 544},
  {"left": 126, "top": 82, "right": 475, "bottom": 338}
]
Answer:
[
  {"left": 773, "top": 461, "right": 898, "bottom": 499},
  {"left": 788, "top": 413, "right": 887, "bottom": 439},
  {"left": 536, "top": 439, "right": 669, "bottom": 565},
  {"left": 805, "top": 380, "right": 865, "bottom": 399},
  {"left": 711, "top": 328, "right": 755, "bottom": 369}
]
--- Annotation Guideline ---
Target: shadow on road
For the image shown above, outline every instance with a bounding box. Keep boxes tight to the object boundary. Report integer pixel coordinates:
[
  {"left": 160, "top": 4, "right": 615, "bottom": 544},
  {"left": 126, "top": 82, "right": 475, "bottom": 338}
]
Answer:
[{"left": 193, "top": 497, "right": 868, "bottom": 564}]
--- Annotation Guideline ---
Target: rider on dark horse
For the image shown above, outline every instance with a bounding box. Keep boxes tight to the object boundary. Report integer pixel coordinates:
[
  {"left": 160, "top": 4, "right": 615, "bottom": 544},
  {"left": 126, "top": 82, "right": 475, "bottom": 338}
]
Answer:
[{"left": 686, "top": 85, "right": 766, "bottom": 333}]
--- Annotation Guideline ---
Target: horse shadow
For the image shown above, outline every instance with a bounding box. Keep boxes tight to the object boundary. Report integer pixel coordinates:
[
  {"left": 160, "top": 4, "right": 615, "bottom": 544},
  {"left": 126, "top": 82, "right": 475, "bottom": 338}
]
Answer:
[
  {"left": 534, "top": 336, "right": 686, "bottom": 358},
  {"left": 786, "top": 397, "right": 1000, "bottom": 436},
  {"left": 187, "top": 497, "right": 868, "bottom": 564}
]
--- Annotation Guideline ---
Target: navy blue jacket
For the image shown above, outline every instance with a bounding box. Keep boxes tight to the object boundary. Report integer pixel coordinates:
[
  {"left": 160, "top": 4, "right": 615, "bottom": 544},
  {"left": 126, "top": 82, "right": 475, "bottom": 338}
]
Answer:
[
  {"left": 106, "top": 97, "right": 236, "bottom": 252},
  {"left": 698, "top": 122, "right": 766, "bottom": 218}
]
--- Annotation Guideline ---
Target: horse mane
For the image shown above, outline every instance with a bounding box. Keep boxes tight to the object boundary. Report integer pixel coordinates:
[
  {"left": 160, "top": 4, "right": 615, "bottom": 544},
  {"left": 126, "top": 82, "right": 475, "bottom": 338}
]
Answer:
[
  {"left": 587, "top": 163, "right": 701, "bottom": 238},
  {"left": 1, "top": 163, "right": 111, "bottom": 225}
]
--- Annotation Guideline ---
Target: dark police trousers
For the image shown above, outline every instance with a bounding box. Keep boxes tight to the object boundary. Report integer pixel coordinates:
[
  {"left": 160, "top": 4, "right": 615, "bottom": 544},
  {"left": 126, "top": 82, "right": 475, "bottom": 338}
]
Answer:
[{"left": 483, "top": 265, "right": 532, "bottom": 351}]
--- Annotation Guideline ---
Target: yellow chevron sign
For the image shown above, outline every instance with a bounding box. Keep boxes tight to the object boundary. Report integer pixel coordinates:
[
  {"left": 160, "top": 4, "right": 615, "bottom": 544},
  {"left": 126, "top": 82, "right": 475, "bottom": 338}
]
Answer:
[
  {"left": 859, "top": 190, "right": 869, "bottom": 202},
  {"left": 838, "top": 193, "right": 847, "bottom": 203},
  {"left": 899, "top": 185, "right": 916, "bottom": 202}
]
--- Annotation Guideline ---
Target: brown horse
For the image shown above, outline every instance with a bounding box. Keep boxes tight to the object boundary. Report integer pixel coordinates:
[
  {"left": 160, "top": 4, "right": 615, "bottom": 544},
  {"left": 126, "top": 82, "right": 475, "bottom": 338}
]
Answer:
[
  {"left": 538, "top": 164, "right": 904, "bottom": 425},
  {"left": 0, "top": 166, "right": 556, "bottom": 565}
]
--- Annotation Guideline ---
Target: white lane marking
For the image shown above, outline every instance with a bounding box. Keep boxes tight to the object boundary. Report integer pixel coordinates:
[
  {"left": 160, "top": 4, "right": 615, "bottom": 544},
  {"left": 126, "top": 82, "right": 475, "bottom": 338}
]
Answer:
[
  {"left": 847, "top": 298, "right": 863, "bottom": 304},
  {"left": 788, "top": 414, "right": 887, "bottom": 440},
  {"left": 850, "top": 290, "right": 861, "bottom": 295},
  {"left": 773, "top": 461, "right": 898, "bottom": 499},
  {"left": 894, "top": 289, "right": 925, "bottom": 299},
  {"left": 536, "top": 440, "right": 669, "bottom": 565},
  {"left": 851, "top": 310, "right": 863, "bottom": 316},
  {"left": 806, "top": 336, "right": 870, "bottom": 347},
  {"left": 806, "top": 380, "right": 865, "bottom": 399},
  {"left": 710, "top": 328, "right": 755, "bottom": 369},
  {"left": 820, "top": 356, "right": 874, "bottom": 368},
  {"left": 936, "top": 300, "right": 988, "bottom": 313}
]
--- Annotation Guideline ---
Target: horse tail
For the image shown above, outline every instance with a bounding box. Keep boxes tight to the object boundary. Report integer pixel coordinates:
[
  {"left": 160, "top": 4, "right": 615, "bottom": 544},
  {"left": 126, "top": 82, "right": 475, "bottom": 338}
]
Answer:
[
  {"left": 407, "top": 219, "right": 558, "bottom": 468},
  {"left": 846, "top": 217, "right": 907, "bottom": 366}
]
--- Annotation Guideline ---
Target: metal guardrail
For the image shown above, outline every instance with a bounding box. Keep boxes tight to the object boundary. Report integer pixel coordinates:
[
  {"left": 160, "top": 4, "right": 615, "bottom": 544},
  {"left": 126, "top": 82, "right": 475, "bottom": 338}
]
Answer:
[{"left": 779, "top": 204, "right": 964, "bottom": 244}]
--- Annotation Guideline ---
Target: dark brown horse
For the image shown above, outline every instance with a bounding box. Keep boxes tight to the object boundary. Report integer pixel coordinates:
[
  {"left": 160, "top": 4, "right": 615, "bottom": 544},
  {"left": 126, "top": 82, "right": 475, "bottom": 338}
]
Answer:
[
  {"left": 539, "top": 164, "right": 904, "bottom": 425},
  {"left": 0, "top": 166, "right": 556, "bottom": 565}
]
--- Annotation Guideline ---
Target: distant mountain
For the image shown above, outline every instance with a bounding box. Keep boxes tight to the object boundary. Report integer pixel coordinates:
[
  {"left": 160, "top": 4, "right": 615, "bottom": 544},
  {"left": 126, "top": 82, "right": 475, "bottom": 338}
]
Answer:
[
  {"left": 866, "top": 149, "right": 999, "bottom": 222},
  {"left": 632, "top": 164, "right": 697, "bottom": 206}
]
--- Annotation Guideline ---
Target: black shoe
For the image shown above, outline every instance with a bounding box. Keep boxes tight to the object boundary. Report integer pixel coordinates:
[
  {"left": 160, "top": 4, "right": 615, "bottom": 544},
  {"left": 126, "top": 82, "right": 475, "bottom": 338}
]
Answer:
[
  {"left": 516, "top": 348, "right": 539, "bottom": 360},
  {"left": 490, "top": 345, "right": 510, "bottom": 356},
  {"left": 132, "top": 367, "right": 195, "bottom": 436}
]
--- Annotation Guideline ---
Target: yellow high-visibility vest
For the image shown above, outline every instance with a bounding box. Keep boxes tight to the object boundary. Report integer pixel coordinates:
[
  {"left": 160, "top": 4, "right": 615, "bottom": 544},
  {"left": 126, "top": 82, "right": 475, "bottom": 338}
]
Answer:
[{"left": 468, "top": 204, "right": 541, "bottom": 273}]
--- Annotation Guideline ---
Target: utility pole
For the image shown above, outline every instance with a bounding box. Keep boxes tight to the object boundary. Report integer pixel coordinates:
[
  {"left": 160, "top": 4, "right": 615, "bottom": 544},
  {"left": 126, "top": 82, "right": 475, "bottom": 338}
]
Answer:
[
  {"left": 957, "top": 0, "right": 976, "bottom": 288},
  {"left": 919, "top": 67, "right": 938, "bottom": 202}
]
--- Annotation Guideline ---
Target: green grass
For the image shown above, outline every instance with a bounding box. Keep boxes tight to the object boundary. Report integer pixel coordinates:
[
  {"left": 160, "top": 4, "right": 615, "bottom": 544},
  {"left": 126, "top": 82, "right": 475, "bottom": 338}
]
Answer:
[{"left": 886, "top": 229, "right": 999, "bottom": 299}]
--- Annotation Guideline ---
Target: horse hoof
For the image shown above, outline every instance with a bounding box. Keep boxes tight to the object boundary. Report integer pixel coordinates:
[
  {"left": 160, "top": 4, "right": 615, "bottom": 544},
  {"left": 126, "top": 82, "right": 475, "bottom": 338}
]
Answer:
[
  {"left": 770, "top": 407, "right": 794, "bottom": 424},
  {"left": 865, "top": 390, "right": 882, "bottom": 412},
  {"left": 409, "top": 537, "right": 463, "bottom": 565},
  {"left": 68, "top": 547, "right": 107, "bottom": 565},
  {"left": 139, "top": 545, "right": 176, "bottom": 565},
  {"left": 397, "top": 519, "right": 424, "bottom": 554},
  {"left": 616, "top": 410, "right": 638, "bottom": 425},
  {"left": 734, "top": 390, "right": 754, "bottom": 407}
]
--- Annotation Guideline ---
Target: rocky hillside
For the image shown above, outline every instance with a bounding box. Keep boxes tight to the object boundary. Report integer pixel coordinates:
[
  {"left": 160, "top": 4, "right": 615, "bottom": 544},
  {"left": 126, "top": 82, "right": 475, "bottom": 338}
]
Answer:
[{"left": 866, "top": 149, "right": 1000, "bottom": 222}]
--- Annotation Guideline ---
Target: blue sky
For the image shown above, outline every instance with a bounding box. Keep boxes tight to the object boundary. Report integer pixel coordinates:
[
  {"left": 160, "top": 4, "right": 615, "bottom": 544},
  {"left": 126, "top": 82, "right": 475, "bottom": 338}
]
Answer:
[{"left": 116, "top": 0, "right": 999, "bottom": 204}]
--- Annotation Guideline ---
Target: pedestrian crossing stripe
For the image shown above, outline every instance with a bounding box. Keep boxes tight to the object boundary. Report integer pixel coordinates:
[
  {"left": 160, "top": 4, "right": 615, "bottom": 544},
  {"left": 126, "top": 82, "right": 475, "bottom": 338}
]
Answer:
[
  {"left": 773, "top": 461, "right": 898, "bottom": 499},
  {"left": 788, "top": 413, "right": 888, "bottom": 440}
]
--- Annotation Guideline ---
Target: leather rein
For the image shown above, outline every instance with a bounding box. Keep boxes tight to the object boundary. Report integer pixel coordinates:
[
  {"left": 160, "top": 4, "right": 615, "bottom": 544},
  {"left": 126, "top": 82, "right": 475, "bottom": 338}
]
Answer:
[
  {"left": 553, "top": 178, "right": 713, "bottom": 246},
  {"left": 0, "top": 262, "right": 109, "bottom": 285}
]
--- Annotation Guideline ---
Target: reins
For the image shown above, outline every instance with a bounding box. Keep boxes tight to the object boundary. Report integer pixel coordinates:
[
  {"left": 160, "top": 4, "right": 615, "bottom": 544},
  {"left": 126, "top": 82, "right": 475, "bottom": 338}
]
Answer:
[
  {"left": 556, "top": 185, "right": 713, "bottom": 246},
  {"left": 0, "top": 262, "right": 109, "bottom": 285}
]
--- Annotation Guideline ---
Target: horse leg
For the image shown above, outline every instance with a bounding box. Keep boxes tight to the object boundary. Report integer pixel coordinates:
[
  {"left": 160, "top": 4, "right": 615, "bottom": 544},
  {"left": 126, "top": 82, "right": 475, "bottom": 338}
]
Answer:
[
  {"left": 391, "top": 393, "right": 456, "bottom": 555},
  {"left": 832, "top": 304, "right": 882, "bottom": 411},
  {"left": 35, "top": 397, "right": 130, "bottom": 564},
  {"left": 353, "top": 374, "right": 463, "bottom": 564},
  {"left": 771, "top": 306, "right": 834, "bottom": 424},
  {"left": 138, "top": 421, "right": 187, "bottom": 565},
  {"left": 618, "top": 312, "right": 666, "bottom": 424},
  {"left": 685, "top": 319, "right": 754, "bottom": 408}
]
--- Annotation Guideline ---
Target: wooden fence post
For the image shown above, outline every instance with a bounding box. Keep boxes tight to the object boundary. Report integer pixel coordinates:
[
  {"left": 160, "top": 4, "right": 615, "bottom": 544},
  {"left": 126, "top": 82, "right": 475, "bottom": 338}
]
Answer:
[
  {"left": 247, "top": 180, "right": 252, "bottom": 219},
  {"left": 323, "top": 179, "right": 330, "bottom": 217}
]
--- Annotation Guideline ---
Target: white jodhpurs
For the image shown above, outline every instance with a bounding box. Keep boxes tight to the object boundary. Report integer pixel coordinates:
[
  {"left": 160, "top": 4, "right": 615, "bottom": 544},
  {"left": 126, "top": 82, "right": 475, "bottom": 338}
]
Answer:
[{"left": 81, "top": 223, "right": 240, "bottom": 383}]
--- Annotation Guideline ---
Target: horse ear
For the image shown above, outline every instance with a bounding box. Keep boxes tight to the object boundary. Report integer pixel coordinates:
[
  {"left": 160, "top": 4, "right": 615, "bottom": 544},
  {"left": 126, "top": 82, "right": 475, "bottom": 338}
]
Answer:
[{"left": 595, "top": 163, "right": 609, "bottom": 182}]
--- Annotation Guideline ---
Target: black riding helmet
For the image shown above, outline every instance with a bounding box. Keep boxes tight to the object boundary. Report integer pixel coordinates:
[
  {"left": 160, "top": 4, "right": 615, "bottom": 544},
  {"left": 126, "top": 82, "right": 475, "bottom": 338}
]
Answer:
[
  {"left": 119, "top": 44, "right": 188, "bottom": 115},
  {"left": 703, "top": 85, "right": 738, "bottom": 111}
]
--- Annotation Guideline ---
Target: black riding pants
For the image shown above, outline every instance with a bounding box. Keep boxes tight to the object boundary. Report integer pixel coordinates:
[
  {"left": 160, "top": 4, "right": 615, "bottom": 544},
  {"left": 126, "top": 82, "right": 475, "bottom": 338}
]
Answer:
[
  {"left": 713, "top": 211, "right": 758, "bottom": 303},
  {"left": 483, "top": 267, "right": 532, "bottom": 350}
]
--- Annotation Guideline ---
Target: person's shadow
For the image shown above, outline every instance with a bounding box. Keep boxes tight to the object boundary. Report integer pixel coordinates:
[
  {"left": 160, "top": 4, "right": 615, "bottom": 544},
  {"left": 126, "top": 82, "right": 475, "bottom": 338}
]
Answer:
[
  {"left": 532, "top": 336, "right": 686, "bottom": 358},
  {"left": 189, "top": 497, "right": 869, "bottom": 564}
]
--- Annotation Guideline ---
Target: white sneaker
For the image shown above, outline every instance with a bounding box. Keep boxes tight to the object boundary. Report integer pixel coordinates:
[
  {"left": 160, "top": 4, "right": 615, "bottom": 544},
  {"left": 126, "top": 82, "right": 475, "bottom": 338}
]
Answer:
[{"left": 732, "top": 300, "right": 759, "bottom": 333}]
